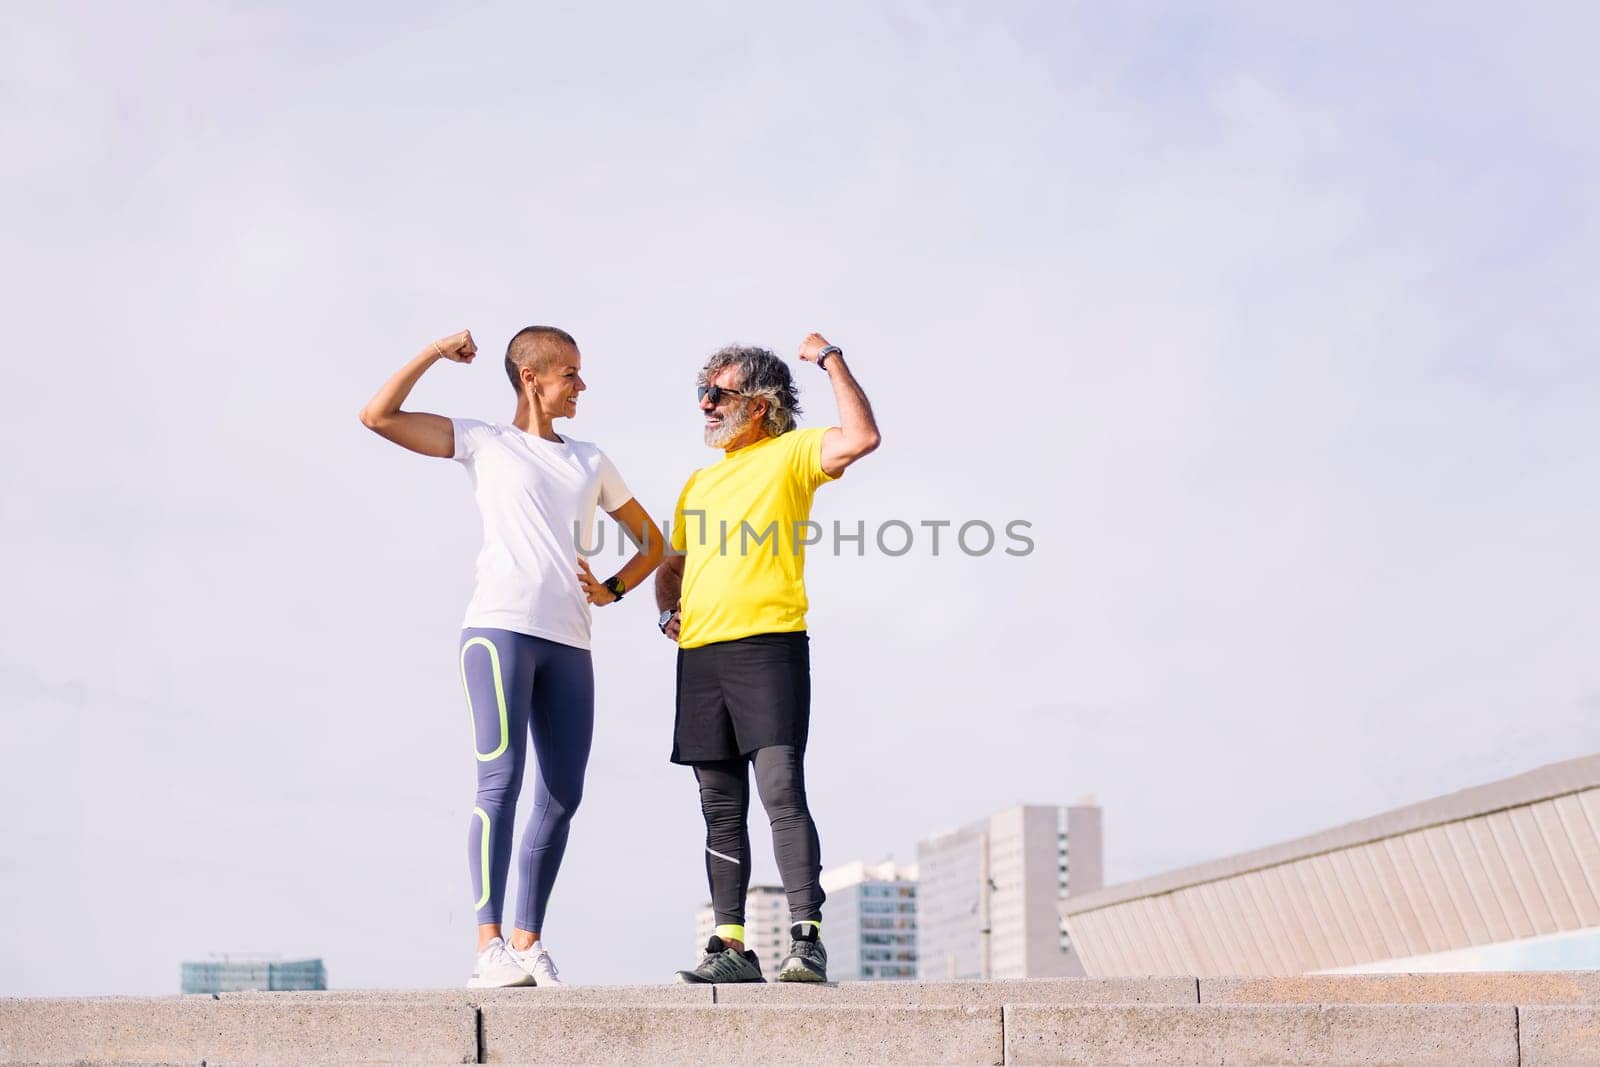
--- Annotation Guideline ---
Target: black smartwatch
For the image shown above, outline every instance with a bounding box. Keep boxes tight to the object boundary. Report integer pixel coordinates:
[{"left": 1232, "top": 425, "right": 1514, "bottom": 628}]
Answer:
[{"left": 603, "top": 575, "right": 626, "bottom": 600}]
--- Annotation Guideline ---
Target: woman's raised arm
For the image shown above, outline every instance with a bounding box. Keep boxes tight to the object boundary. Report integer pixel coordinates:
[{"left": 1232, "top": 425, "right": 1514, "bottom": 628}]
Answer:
[{"left": 358, "top": 330, "right": 478, "bottom": 458}]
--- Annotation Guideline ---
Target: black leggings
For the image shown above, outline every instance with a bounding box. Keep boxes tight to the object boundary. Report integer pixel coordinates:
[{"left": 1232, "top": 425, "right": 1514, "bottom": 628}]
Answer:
[{"left": 694, "top": 745, "right": 824, "bottom": 926}]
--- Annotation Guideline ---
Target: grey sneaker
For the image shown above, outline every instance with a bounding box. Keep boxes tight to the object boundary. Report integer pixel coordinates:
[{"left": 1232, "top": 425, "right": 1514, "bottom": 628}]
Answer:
[
  {"left": 776, "top": 923, "right": 828, "bottom": 982},
  {"left": 673, "top": 936, "right": 765, "bottom": 984}
]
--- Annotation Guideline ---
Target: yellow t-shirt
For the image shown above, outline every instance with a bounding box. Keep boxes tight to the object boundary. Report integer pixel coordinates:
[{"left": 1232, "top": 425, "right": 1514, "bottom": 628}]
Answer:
[{"left": 671, "top": 427, "right": 835, "bottom": 648}]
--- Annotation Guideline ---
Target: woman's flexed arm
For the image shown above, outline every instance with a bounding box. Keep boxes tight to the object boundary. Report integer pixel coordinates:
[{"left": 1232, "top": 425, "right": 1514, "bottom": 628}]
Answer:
[{"left": 359, "top": 330, "right": 478, "bottom": 458}]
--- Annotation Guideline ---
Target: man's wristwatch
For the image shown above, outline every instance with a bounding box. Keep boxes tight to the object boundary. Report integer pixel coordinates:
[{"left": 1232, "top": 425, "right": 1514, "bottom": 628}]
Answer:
[
  {"left": 603, "top": 575, "right": 626, "bottom": 600},
  {"left": 817, "top": 345, "right": 842, "bottom": 371},
  {"left": 658, "top": 608, "right": 678, "bottom": 633}
]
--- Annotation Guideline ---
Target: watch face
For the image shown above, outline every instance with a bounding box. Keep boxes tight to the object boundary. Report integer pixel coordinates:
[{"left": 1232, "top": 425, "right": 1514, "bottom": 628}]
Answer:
[{"left": 659, "top": 610, "right": 675, "bottom": 625}]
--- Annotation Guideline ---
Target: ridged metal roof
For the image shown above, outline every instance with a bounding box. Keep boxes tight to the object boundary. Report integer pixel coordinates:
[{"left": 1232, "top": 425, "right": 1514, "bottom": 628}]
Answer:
[{"left": 1061, "top": 752, "right": 1600, "bottom": 976}]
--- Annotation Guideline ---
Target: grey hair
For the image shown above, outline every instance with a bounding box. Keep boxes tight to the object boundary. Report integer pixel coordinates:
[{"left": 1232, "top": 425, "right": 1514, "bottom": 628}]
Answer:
[{"left": 699, "top": 345, "right": 801, "bottom": 437}]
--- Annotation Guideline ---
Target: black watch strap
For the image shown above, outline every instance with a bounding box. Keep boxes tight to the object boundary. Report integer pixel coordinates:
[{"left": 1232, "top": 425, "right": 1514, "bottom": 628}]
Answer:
[{"left": 603, "top": 575, "right": 626, "bottom": 600}]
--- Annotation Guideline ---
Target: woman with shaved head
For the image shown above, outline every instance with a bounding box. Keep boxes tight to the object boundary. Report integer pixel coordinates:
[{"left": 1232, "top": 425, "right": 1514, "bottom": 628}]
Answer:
[{"left": 360, "top": 327, "right": 664, "bottom": 987}]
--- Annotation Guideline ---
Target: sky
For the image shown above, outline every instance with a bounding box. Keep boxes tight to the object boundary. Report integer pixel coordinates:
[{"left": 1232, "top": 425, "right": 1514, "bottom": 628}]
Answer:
[{"left": 2, "top": 1, "right": 1597, "bottom": 994}]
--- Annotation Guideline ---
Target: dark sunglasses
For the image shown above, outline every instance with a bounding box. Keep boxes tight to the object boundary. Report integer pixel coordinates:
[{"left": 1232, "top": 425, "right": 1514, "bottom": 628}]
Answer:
[{"left": 697, "top": 384, "right": 753, "bottom": 406}]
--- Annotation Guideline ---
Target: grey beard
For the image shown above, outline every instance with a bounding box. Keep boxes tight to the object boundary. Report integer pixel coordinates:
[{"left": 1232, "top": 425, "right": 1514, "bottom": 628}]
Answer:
[{"left": 704, "top": 404, "right": 753, "bottom": 448}]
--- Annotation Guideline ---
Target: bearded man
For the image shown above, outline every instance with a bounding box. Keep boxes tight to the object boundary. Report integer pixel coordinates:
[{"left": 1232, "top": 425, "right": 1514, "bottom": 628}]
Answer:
[{"left": 655, "top": 333, "right": 880, "bottom": 983}]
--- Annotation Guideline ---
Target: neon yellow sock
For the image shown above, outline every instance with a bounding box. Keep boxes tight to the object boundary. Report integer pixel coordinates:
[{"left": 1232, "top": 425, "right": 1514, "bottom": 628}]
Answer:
[{"left": 715, "top": 924, "right": 746, "bottom": 944}]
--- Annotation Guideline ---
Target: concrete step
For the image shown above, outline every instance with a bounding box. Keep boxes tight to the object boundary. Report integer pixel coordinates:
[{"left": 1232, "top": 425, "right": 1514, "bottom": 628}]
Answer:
[
  {"left": 484, "top": 1003, "right": 1001, "bottom": 1064},
  {"left": 1520, "top": 1006, "right": 1600, "bottom": 1066},
  {"left": 710, "top": 976, "right": 1199, "bottom": 1006},
  {"left": 208, "top": 970, "right": 1600, "bottom": 1006},
  {"left": 224, "top": 975, "right": 1197, "bottom": 1007},
  {"left": 0, "top": 996, "right": 476, "bottom": 1065},
  {"left": 1004, "top": 1003, "right": 1518, "bottom": 1066},
  {"left": 1200, "top": 971, "right": 1600, "bottom": 1004},
  {"left": 4, "top": 974, "right": 1598, "bottom": 1066}
]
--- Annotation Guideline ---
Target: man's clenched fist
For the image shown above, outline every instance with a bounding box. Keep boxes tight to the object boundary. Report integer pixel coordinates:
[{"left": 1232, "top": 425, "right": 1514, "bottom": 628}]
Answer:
[{"left": 796, "top": 332, "right": 835, "bottom": 365}]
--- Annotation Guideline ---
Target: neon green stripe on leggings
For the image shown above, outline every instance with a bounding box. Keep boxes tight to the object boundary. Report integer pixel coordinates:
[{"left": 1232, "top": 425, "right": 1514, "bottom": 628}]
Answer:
[
  {"left": 460, "top": 637, "right": 509, "bottom": 762},
  {"left": 472, "top": 806, "right": 491, "bottom": 910}
]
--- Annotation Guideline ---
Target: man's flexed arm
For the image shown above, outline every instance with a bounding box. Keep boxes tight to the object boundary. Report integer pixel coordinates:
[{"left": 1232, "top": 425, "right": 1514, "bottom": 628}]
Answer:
[{"left": 797, "top": 332, "right": 881, "bottom": 479}]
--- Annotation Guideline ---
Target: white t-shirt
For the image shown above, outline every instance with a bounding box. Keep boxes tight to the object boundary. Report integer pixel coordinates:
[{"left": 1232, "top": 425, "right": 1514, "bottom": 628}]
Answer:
[{"left": 452, "top": 418, "right": 632, "bottom": 650}]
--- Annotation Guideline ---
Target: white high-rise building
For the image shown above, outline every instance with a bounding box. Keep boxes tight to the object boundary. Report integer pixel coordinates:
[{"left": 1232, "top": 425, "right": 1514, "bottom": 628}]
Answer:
[
  {"left": 693, "top": 885, "right": 790, "bottom": 979},
  {"left": 917, "top": 802, "right": 1103, "bottom": 979},
  {"left": 819, "top": 860, "right": 918, "bottom": 981}
]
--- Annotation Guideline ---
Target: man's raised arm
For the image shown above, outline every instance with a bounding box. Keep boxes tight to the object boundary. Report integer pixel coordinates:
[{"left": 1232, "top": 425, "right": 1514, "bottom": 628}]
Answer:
[{"left": 798, "top": 332, "right": 880, "bottom": 479}]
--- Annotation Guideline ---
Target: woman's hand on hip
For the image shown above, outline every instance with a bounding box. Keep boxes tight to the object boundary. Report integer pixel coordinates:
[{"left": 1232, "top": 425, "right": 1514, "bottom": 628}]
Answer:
[{"left": 576, "top": 557, "right": 617, "bottom": 606}]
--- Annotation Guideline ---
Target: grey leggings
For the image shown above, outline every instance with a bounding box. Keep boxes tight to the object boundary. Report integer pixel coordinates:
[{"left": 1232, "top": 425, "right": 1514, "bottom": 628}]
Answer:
[
  {"left": 460, "top": 627, "right": 594, "bottom": 931},
  {"left": 695, "top": 745, "right": 824, "bottom": 926}
]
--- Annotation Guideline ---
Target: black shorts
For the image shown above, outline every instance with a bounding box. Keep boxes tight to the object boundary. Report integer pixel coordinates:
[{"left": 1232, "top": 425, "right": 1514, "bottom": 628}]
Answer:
[{"left": 671, "top": 632, "right": 811, "bottom": 764}]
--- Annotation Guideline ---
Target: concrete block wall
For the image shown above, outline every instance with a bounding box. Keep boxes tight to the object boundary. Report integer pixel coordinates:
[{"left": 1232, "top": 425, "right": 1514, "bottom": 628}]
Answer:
[{"left": 4, "top": 973, "right": 1599, "bottom": 1065}]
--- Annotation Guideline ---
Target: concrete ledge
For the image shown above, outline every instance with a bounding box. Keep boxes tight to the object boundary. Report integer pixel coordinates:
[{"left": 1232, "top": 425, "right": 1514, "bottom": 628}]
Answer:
[
  {"left": 10, "top": 979, "right": 1590, "bottom": 1066},
  {"left": 0, "top": 996, "right": 476, "bottom": 1065},
  {"left": 1202, "top": 971, "right": 1600, "bottom": 1004},
  {"left": 1519, "top": 1006, "right": 1600, "bottom": 1066},
  {"left": 1004, "top": 1003, "right": 1518, "bottom": 1066},
  {"left": 713, "top": 976, "right": 1197, "bottom": 1005},
  {"left": 216, "top": 984, "right": 715, "bottom": 1005},
  {"left": 481, "top": 1004, "right": 1002, "bottom": 1064}
]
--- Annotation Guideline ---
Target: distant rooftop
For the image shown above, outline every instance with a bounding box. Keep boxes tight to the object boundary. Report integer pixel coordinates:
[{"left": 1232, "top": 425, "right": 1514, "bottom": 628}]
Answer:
[
  {"left": 180, "top": 957, "right": 326, "bottom": 994},
  {"left": 821, "top": 859, "right": 918, "bottom": 892},
  {"left": 1065, "top": 751, "right": 1600, "bottom": 914},
  {"left": 921, "top": 800, "right": 1102, "bottom": 845}
]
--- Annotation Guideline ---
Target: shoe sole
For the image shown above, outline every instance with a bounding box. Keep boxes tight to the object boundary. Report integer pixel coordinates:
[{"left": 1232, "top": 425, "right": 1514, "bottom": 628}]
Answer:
[
  {"left": 466, "top": 975, "right": 536, "bottom": 988},
  {"left": 775, "top": 962, "right": 826, "bottom": 983}
]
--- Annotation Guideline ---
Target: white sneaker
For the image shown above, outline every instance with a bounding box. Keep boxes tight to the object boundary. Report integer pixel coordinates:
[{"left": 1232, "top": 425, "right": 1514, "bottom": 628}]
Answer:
[
  {"left": 467, "top": 937, "right": 535, "bottom": 988},
  {"left": 507, "top": 940, "right": 565, "bottom": 986}
]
